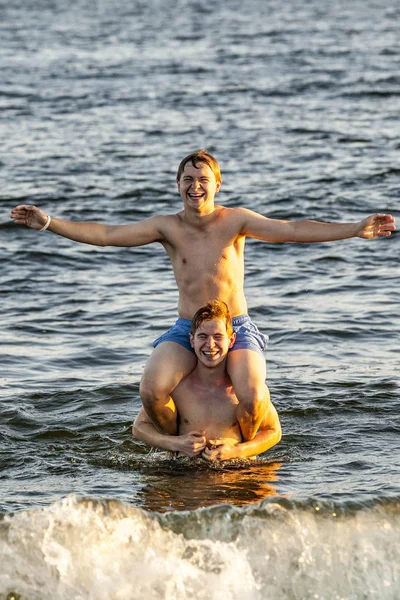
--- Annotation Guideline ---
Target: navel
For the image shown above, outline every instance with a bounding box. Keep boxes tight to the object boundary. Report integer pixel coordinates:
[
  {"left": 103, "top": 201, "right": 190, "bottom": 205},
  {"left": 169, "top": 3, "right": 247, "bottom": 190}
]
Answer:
[
  {"left": 182, "top": 258, "right": 187, "bottom": 264},
  {"left": 184, "top": 418, "right": 189, "bottom": 424}
]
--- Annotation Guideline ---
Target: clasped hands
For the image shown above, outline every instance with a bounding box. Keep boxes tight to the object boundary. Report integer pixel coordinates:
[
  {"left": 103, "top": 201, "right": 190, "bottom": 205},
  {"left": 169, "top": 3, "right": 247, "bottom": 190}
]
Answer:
[{"left": 176, "top": 430, "right": 238, "bottom": 461}]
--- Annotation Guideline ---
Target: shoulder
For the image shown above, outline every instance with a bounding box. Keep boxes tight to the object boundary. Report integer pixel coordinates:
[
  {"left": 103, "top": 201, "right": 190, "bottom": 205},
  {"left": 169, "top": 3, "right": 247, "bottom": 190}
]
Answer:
[
  {"left": 214, "top": 205, "right": 248, "bottom": 223},
  {"left": 214, "top": 205, "right": 254, "bottom": 234},
  {"left": 150, "top": 213, "right": 182, "bottom": 231},
  {"left": 217, "top": 205, "right": 256, "bottom": 220}
]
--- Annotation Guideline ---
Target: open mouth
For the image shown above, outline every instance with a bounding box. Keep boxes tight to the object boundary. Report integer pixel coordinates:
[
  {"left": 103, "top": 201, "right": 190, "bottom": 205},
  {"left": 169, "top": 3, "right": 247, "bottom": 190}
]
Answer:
[{"left": 202, "top": 350, "right": 219, "bottom": 358}]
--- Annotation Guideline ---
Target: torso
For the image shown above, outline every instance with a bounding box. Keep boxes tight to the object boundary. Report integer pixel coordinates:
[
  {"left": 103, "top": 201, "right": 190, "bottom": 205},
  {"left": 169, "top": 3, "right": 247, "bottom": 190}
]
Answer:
[
  {"left": 172, "top": 371, "right": 242, "bottom": 444},
  {"left": 159, "top": 206, "right": 247, "bottom": 319}
]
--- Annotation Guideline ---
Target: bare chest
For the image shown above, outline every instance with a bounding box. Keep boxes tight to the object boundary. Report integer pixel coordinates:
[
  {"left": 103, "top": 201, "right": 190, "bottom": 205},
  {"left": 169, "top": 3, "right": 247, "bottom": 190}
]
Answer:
[
  {"left": 164, "top": 215, "right": 244, "bottom": 274},
  {"left": 173, "top": 382, "right": 240, "bottom": 435}
]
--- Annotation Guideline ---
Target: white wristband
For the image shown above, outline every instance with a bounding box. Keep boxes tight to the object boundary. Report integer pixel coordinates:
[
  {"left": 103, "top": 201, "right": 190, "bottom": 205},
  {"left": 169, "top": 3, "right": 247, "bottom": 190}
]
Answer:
[{"left": 40, "top": 215, "right": 51, "bottom": 232}]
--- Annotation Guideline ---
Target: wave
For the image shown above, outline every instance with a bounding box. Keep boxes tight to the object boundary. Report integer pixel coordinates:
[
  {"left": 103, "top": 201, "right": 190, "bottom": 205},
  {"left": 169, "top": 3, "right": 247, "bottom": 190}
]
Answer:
[{"left": 1, "top": 494, "right": 399, "bottom": 600}]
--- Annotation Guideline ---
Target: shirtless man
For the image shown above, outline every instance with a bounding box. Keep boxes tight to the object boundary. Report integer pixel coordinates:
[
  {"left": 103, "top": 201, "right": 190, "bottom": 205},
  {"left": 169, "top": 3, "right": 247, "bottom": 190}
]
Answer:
[
  {"left": 10, "top": 149, "right": 396, "bottom": 440},
  {"left": 133, "top": 300, "right": 281, "bottom": 460}
]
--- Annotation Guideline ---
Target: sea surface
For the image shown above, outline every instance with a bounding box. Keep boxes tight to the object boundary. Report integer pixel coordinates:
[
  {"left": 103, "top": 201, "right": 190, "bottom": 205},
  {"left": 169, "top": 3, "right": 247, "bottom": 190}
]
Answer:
[{"left": 1, "top": 0, "right": 399, "bottom": 598}]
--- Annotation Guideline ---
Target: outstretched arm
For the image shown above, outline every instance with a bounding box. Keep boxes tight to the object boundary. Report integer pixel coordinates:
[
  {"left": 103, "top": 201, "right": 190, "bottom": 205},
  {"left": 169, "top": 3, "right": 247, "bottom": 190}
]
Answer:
[
  {"left": 132, "top": 407, "right": 207, "bottom": 457},
  {"left": 202, "top": 399, "right": 282, "bottom": 461},
  {"left": 10, "top": 204, "right": 166, "bottom": 247},
  {"left": 238, "top": 208, "right": 396, "bottom": 243}
]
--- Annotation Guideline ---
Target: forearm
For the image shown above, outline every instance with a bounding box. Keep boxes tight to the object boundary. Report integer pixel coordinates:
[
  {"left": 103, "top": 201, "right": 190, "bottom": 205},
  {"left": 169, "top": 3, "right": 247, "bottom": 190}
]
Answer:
[
  {"left": 236, "top": 399, "right": 283, "bottom": 459},
  {"left": 11, "top": 205, "right": 166, "bottom": 246},
  {"left": 234, "top": 425, "right": 282, "bottom": 459},
  {"left": 47, "top": 217, "right": 114, "bottom": 246},
  {"left": 292, "top": 220, "right": 359, "bottom": 243},
  {"left": 132, "top": 420, "right": 179, "bottom": 452}
]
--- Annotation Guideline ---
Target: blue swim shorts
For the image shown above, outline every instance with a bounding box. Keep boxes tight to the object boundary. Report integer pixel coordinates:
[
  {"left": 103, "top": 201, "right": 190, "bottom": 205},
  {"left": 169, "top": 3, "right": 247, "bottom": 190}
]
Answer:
[{"left": 152, "top": 314, "right": 268, "bottom": 357}]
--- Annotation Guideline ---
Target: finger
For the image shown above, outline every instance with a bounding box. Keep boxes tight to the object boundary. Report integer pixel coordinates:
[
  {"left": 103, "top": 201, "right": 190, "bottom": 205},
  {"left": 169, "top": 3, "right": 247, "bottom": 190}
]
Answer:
[
  {"left": 194, "top": 437, "right": 206, "bottom": 446},
  {"left": 377, "top": 225, "right": 395, "bottom": 236},
  {"left": 14, "top": 205, "right": 34, "bottom": 211},
  {"left": 193, "top": 437, "right": 206, "bottom": 447},
  {"left": 204, "top": 446, "right": 219, "bottom": 458},
  {"left": 202, "top": 450, "right": 214, "bottom": 461},
  {"left": 208, "top": 439, "right": 224, "bottom": 447},
  {"left": 188, "top": 430, "right": 206, "bottom": 437},
  {"left": 194, "top": 441, "right": 207, "bottom": 451},
  {"left": 376, "top": 213, "right": 394, "bottom": 221}
]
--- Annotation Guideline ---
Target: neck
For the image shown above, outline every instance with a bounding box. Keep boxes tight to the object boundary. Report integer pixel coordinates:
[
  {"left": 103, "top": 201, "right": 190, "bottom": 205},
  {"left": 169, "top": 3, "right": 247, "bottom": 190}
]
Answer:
[
  {"left": 194, "top": 357, "right": 230, "bottom": 386},
  {"left": 182, "top": 204, "right": 218, "bottom": 225}
]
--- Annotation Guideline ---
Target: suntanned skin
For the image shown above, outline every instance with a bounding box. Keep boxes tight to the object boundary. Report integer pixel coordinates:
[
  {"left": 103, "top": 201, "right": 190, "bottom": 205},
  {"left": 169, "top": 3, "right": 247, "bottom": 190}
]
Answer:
[
  {"left": 132, "top": 318, "right": 282, "bottom": 460},
  {"left": 10, "top": 160, "right": 396, "bottom": 439}
]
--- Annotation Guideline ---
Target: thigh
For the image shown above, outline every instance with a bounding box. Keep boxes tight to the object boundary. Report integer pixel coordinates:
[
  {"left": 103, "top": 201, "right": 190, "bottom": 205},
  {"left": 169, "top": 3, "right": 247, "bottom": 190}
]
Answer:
[
  {"left": 227, "top": 349, "right": 267, "bottom": 397},
  {"left": 141, "top": 342, "right": 197, "bottom": 393}
]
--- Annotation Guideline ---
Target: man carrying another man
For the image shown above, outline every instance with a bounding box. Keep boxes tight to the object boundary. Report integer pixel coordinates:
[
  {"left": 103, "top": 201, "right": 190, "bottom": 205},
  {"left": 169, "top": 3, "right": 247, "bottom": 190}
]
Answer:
[
  {"left": 133, "top": 300, "right": 281, "bottom": 460},
  {"left": 11, "top": 149, "right": 396, "bottom": 444}
]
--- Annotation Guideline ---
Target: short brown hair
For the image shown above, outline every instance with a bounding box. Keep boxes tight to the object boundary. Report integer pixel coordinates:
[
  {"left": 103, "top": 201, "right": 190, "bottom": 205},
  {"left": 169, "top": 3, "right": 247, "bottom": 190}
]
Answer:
[
  {"left": 176, "top": 149, "right": 222, "bottom": 183},
  {"left": 191, "top": 300, "right": 233, "bottom": 336}
]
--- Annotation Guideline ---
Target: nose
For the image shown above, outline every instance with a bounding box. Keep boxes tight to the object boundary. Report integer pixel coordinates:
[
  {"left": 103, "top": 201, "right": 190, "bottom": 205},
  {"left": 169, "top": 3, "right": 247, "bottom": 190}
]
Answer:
[
  {"left": 205, "top": 336, "right": 215, "bottom": 348},
  {"left": 192, "top": 179, "right": 201, "bottom": 190}
]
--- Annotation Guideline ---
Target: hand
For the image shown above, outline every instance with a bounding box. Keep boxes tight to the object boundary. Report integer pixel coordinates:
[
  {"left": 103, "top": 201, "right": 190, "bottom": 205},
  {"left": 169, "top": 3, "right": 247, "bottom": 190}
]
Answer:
[
  {"left": 202, "top": 439, "right": 238, "bottom": 462},
  {"left": 176, "top": 431, "right": 207, "bottom": 457},
  {"left": 357, "top": 214, "right": 396, "bottom": 239},
  {"left": 10, "top": 205, "right": 49, "bottom": 230}
]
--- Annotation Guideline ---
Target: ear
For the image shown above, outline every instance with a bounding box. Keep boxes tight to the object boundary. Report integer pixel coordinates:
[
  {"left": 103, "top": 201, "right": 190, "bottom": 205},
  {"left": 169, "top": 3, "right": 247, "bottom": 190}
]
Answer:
[
  {"left": 189, "top": 333, "right": 194, "bottom": 348},
  {"left": 215, "top": 179, "right": 222, "bottom": 194},
  {"left": 228, "top": 332, "right": 236, "bottom": 348},
  {"left": 177, "top": 178, "right": 181, "bottom": 192}
]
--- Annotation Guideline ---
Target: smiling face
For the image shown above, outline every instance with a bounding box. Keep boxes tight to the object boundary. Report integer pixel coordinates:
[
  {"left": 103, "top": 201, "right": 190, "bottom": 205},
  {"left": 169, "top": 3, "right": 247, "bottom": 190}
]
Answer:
[
  {"left": 177, "top": 161, "right": 222, "bottom": 213},
  {"left": 190, "top": 318, "right": 236, "bottom": 368}
]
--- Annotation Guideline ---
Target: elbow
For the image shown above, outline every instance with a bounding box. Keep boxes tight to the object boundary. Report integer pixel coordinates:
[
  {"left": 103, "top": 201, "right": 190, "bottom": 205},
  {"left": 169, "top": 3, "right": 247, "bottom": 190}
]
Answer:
[
  {"left": 100, "top": 229, "right": 112, "bottom": 247},
  {"left": 268, "top": 423, "right": 282, "bottom": 448},
  {"left": 291, "top": 222, "right": 301, "bottom": 243},
  {"left": 275, "top": 421, "right": 282, "bottom": 444},
  {"left": 98, "top": 225, "right": 117, "bottom": 247},
  {"left": 132, "top": 421, "right": 142, "bottom": 441}
]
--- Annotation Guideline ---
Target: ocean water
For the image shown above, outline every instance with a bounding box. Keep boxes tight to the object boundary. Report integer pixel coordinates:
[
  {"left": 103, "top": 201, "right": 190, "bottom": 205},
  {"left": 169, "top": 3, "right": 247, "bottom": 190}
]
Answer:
[{"left": 1, "top": 0, "right": 399, "bottom": 598}]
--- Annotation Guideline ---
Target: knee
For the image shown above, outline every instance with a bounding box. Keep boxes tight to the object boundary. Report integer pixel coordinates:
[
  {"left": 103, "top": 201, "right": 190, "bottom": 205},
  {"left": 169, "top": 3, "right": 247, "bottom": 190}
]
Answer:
[
  {"left": 238, "top": 385, "right": 270, "bottom": 413},
  {"left": 139, "top": 376, "right": 168, "bottom": 408}
]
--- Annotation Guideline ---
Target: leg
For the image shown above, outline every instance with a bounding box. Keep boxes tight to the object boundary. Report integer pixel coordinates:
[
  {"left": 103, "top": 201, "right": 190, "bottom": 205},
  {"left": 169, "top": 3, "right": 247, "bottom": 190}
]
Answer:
[
  {"left": 140, "top": 342, "right": 196, "bottom": 435},
  {"left": 227, "top": 349, "right": 270, "bottom": 441}
]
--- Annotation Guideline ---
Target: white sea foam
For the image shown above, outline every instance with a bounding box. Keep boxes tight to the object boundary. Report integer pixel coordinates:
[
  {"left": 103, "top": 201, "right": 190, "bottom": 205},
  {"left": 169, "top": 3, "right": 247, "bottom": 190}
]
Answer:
[
  {"left": 1, "top": 495, "right": 399, "bottom": 600},
  {"left": 0, "top": 495, "right": 257, "bottom": 600}
]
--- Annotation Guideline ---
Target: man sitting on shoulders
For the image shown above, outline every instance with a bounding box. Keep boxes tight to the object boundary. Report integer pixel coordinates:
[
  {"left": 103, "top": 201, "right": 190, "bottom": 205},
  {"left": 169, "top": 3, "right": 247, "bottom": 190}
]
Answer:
[{"left": 133, "top": 300, "right": 281, "bottom": 461}]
